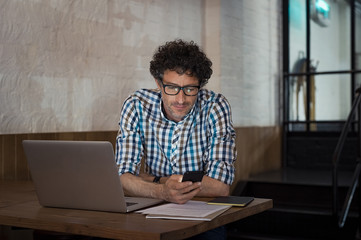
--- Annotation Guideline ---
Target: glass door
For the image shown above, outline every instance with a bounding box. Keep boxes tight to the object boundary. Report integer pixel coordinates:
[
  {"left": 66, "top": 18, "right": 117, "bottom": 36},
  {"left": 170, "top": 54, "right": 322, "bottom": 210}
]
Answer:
[{"left": 285, "top": 0, "right": 361, "bottom": 132}]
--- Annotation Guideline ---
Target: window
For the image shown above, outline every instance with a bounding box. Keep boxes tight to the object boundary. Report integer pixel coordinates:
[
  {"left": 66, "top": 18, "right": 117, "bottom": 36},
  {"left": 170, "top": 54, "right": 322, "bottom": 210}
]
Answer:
[{"left": 284, "top": 0, "right": 361, "bottom": 132}]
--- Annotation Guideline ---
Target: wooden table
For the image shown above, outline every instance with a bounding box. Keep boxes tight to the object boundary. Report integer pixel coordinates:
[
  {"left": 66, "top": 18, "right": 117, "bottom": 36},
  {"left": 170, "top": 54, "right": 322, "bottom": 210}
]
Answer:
[{"left": 0, "top": 181, "right": 273, "bottom": 240}]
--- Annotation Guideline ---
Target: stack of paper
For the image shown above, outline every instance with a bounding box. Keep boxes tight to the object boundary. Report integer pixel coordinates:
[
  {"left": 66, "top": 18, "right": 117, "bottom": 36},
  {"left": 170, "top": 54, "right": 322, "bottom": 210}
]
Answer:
[{"left": 136, "top": 200, "right": 230, "bottom": 221}]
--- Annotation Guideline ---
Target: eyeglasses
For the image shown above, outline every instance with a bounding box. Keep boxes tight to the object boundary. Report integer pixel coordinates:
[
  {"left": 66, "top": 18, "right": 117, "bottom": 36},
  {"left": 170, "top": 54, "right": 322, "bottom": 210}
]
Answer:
[{"left": 161, "top": 83, "right": 200, "bottom": 96}]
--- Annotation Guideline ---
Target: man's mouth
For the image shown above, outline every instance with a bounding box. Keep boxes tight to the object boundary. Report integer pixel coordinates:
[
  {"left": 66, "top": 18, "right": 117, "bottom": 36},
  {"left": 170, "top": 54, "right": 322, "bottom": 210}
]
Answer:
[{"left": 172, "top": 104, "right": 188, "bottom": 110}]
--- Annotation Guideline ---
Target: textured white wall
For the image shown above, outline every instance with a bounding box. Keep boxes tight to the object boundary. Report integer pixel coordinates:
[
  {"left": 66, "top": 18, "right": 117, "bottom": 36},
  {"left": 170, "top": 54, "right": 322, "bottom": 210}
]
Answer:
[
  {"left": 220, "top": 0, "right": 282, "bottom": 126},
  {"left": 0, "top": 0, "right": 203, "bottom": 134},
  {"left": 0, "top": 0, "right": 282, "bottom": 134}
]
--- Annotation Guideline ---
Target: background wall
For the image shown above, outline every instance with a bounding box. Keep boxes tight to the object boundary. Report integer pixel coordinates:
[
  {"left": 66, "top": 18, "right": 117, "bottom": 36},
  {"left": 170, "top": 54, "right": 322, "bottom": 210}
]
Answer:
[
  {"left": 0, "top": 0, "right": 282, "bottom": 134},
  {"left": 220, "top": 0, "right": 282, "bottom": 126}
]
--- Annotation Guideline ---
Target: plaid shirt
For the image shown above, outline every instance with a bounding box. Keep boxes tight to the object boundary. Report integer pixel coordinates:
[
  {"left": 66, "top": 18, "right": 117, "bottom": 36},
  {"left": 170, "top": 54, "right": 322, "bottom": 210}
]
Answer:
[{"left": 115, "top": 88, "right": 236, "bottom": 185}]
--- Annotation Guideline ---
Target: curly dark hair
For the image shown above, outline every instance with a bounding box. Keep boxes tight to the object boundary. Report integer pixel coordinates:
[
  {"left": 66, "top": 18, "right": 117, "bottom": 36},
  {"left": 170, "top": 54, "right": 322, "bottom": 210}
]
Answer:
[{"left": 149, "top": 39, "right": 213, "bottom": 87}]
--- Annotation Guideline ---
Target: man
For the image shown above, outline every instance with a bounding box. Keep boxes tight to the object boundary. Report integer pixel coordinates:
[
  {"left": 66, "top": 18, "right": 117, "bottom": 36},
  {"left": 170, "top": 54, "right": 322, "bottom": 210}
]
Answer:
[{"left": 116, "top": 39, "right": 236, "bottom": 205}]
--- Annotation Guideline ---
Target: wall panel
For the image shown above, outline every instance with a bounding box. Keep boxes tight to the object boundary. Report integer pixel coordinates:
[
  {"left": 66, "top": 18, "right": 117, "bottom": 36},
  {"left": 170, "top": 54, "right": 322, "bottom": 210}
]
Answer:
[{"left": 0, "top": 127, "right": 281, "bottom": 188}]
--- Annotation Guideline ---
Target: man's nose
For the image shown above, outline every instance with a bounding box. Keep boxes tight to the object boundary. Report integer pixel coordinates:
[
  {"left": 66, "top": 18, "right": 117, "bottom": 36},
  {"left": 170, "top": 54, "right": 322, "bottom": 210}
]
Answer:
[{"left": 175, "top": 89, "right": 186, "bottom": 103}]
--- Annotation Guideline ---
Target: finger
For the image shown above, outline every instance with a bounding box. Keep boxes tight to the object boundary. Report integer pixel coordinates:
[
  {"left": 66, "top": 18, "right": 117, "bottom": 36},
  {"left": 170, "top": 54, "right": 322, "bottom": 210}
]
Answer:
[
  {"left": 180, "top": 187, "right": 202, "bottom": 201},
  {"left": 182, "top": 182, "right": 201, "bottom": 193},
  {"left": 172, "top": 188, "right": 201, "bottom": 204},
  {"left": 163, "top": 183, "right": 192, "bottom": 201},
  {"left": 169, "top": 174, "right": 183, "bottom": 182},
  {"left": 169, "top": 181, "right": 193, "bottom": 191}
]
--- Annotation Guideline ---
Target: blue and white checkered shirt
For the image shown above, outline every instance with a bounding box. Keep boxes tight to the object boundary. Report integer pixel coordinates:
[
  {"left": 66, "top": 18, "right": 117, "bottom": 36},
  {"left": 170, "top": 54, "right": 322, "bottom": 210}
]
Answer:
[{"left": 115, "top": 88, "right": 236, "bottom": 185}]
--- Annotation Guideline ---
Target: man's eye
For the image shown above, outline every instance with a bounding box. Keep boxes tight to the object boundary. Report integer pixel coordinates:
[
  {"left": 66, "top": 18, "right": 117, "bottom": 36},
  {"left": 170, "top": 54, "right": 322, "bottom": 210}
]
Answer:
[
  {"left": 185, "top": 87, "right": 196, "bottom": 93},
  {"left": 169, "top": 86, "right": 179, "bottom": 91}
]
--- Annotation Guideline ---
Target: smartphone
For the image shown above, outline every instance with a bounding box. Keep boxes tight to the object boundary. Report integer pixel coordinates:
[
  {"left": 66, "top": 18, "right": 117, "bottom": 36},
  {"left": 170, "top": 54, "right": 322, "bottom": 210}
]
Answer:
[{"left": 182, "top": 171, "right": 204, "bottom": 183}]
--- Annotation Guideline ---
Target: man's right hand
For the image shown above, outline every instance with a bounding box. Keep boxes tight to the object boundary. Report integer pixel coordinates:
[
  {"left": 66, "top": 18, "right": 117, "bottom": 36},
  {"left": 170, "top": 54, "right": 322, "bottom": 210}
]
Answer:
[
  {"left": 119, "top": 173, "right": 201, "bottom": 204},
  {"left": 161, "top": 175, "right": 201, "bottom": 204}
]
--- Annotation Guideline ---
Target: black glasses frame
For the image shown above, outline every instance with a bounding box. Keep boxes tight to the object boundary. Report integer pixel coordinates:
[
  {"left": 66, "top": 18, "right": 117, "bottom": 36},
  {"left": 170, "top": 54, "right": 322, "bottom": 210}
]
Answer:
[{"left": 161, "top": 83, "right": 200, "bottom": 96}]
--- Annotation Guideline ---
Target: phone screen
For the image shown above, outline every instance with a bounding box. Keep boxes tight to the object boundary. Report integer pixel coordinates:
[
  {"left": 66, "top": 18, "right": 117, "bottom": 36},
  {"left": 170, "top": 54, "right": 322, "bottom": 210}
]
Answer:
[{"left": 182, "top": 171, "right": 204, "bottom": 182}]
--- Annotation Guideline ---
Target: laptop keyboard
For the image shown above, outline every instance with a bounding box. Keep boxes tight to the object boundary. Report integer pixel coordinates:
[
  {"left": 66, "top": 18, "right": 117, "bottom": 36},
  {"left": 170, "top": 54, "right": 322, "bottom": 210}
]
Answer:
[{"left": 126, "top": 202, "right": 137, "bottom": 207}]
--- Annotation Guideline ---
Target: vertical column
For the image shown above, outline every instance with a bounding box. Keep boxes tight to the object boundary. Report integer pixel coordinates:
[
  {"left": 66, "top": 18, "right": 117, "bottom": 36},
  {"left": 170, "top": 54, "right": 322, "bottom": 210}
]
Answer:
[{"left": 203, "top": 0, "right": 221, "bottom": 93}]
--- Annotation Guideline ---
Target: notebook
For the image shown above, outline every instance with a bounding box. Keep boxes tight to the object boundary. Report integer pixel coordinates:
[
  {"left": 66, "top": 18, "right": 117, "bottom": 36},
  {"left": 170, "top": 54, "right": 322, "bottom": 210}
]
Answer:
[
  {"left": 22, "top": 140, "right": 163, "bottom": 213},
  {"left": 207, "top": 196, "right": 254, "bottom": 207}
]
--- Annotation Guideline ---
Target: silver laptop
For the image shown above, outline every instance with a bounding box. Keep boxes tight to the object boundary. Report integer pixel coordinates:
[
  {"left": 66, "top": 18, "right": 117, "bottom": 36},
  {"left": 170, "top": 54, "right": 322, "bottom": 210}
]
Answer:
[{"left": 23, "top": 140, "right": 163, "bottom": 213}]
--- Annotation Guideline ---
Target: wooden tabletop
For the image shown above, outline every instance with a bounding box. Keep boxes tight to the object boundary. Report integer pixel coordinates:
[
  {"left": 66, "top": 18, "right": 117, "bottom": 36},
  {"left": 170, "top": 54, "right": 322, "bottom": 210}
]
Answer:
[{"left": 0, "top": 181, "right": 273, "bottom": 240}]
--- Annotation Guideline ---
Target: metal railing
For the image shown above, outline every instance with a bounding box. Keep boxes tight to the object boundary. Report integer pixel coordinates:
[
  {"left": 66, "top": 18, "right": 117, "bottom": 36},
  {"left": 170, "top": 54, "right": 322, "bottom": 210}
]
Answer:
[{"left": 332, "top": 87, "right": 361, "bottom": 228}]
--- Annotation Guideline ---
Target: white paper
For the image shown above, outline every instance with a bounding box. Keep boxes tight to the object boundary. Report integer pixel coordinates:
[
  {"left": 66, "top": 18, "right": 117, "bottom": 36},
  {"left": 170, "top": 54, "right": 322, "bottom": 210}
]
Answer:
[{"left": 136, "top": 200, "right": 230, "bottom": 218}]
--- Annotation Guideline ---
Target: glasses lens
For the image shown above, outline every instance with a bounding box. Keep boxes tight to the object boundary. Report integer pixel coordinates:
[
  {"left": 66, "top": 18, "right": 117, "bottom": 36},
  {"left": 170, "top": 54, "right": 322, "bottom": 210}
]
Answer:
[
  {"left": 163, "top": 84, "right": 199, "bottom": 96},
  {"left": 183, "top": 87, "right": 199, "bottom": 96},
  {"left": 164, "top": 86, "right": 180, "bottom": 95}
]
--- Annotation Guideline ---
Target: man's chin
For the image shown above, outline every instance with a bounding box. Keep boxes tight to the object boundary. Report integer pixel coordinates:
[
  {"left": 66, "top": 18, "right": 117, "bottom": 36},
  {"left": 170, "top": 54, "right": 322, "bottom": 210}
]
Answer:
[
  {"left": 167, "top": 107, "right": 191, "bottom": 122},
  {"left": 170, "top": 111, "right": 188, "bottom": 122},
  {"left": 172, "top": 115, "right": 185, "bottom": 122}
]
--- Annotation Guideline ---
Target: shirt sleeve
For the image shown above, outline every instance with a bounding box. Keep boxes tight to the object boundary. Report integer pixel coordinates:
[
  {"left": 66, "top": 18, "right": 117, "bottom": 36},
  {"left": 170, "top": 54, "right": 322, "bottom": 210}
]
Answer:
[
  {"left": 115, "top": 96, "right": 144, "bottom": 175},
  {"left": 205, "top": 95, "right": 237, "bottom": 185}
]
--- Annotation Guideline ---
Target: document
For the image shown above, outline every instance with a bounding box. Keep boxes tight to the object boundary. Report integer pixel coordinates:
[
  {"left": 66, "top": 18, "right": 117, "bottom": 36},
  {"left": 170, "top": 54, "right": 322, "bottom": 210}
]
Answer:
[
  {"left": 208, "top": 196, "right": 254, "bottom": 207},
  {"left": 136, "top": 200, "right": 231, "bottom": 221}
]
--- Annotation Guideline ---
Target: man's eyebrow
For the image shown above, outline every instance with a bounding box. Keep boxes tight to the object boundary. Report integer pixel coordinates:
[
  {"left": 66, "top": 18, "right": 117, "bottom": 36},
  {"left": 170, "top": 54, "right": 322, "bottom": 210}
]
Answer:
[{"left": 162, "top": 82, "right": 198, "bottom": 87}]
